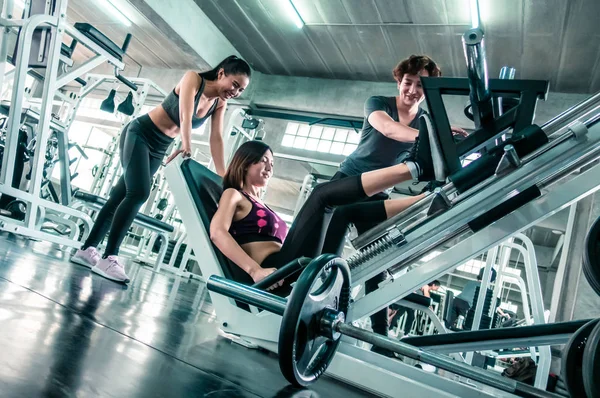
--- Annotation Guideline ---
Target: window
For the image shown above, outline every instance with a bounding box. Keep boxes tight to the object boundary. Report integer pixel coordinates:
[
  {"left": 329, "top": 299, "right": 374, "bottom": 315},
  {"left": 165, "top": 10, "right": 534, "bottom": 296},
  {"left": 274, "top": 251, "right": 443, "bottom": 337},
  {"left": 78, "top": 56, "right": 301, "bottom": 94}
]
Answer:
[
  {"left": 457, "top": 258, "right": 486, "bottom": 275},
  {"left": 499, "top": 301, "right": 518, "bottom": 314},
  {"left": 53, "top": 121, "right": 117, "bottom": 192},
  {"left": 282, "top": 122, "right": 359, "bottom": 156},
  {"left": 503, "top": 267, "right": 521, "bottom": 277}
]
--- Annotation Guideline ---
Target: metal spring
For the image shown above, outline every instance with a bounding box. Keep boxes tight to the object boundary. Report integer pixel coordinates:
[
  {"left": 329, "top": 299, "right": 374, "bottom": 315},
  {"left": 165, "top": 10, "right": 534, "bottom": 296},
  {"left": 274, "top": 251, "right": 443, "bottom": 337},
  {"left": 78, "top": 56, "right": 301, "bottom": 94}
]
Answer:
[{"left": 347, "top": 234, "right": 394, "bottom": 270}]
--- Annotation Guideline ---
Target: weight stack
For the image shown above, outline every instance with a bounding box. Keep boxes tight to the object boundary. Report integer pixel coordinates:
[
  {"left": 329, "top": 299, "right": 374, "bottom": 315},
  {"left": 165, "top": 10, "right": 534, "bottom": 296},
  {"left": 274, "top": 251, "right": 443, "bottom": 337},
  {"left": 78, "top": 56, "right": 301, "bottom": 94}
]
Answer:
[
  {"left": 160, "top": 239, "right": 188, "bottom": 270},
  {"left": 464, "top": 287, "right": 495, "bottom": 330},
  {"left": 492, "top": 298, "right": 502, "bottom": 328}
]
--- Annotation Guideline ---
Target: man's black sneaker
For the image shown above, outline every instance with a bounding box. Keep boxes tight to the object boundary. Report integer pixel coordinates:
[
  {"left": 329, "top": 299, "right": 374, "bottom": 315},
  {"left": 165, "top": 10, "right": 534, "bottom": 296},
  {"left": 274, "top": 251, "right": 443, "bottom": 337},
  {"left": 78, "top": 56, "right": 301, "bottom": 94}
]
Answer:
[
  {"left": 407, "top": 114, "right": 436, "bottom": 182},
  {"left": 420, "top": 180, "right": 445, "bottom": 194}
]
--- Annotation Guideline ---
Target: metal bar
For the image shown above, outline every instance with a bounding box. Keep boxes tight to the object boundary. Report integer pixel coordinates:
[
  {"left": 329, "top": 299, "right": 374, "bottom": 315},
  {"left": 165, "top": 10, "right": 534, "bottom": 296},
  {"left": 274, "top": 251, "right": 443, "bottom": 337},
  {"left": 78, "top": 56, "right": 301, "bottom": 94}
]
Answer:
[
  {"left": 420, "top": 333, "right": 572, "bottom": 354},
  {"left": 544, "top": 91, "right": 600, "bottom": 135},
  {"left": 0, "top": 0, "right": 12, "bottom": 106},
  {"left": 0, "top": 14, "right": 56, "bottom": 186},
  {"left": 499, "top": 67, "right": 516, "bottom": 80},
  {"left": 462, "top": 28, "right": 490, "bottom": 104},
  {"left": 25, "top": 0, "right": 67, "bottom": 228},
  {"left": 305, "top": 22, "right": 471, "bottom": 27},
  {"left": 294, "top": 174, "right": 315, "bottom": 217},
  {"left": 513, "top": 234, "right": 551, "bottom": 390},
  {"left": 353, "top": 99, "right": 600, "bottom": 250},
  {"left": 493, "top": 240, "right": 512, "bottom": 309},
  {"left": 207, "top": 276, "right": 287, "bottom": 316},
  {"left": 330, "top": 344, "right": 502, "bottom": 398},
  {"left": 549, "top": 203, "right": 577, "bottom": 323},
  {"left": 350, "top": 158, "right": 600, "bottom": 321},
  {"left": 272, "top": 152, "right": 340, "bottom": 167},
  {"left": 472, "top": 247, "right": 497, "bottom": 332},
  {"left": 0, "top": 220, "right": 84, "bottom": 248},
  {"left": 55, "top": 54, "right": 104, "bottom": 88},
  {"left": 80, "top": 76, "right": 106, "bottom": 99},
  {"left": 464, "top": 248, "right": 497, "bottom": 365},
  {"left": 0, "top": 18, "right": 29, "bottom": 27},
  {"left": 335, "top": 322, "right": 558, "bottom": 397},
  {"left": 498, "top": 67, "right": 516, "bottom": 118},
  {"left": 56, "top": 129, "right": 71, "bottom": 205}
]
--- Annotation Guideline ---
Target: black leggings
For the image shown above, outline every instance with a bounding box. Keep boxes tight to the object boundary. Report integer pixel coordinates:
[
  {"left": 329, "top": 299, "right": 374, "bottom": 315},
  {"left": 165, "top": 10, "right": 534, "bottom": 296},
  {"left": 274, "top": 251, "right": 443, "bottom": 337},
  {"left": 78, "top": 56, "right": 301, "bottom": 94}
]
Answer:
[
  {"left": 329, "top": 171, "right": 392, "bottom": 337},
  {"left": 446, "top": 297, "right": 471, "bottom": 329},
  {"left": 261, "top": 174, "right": 387, "bottom": 269},
  {"left": 391, "top": 306, "right": 415, "bottom": 335},
  {"left": 82, "top": 115, "right": 173, "bottom": 256}
]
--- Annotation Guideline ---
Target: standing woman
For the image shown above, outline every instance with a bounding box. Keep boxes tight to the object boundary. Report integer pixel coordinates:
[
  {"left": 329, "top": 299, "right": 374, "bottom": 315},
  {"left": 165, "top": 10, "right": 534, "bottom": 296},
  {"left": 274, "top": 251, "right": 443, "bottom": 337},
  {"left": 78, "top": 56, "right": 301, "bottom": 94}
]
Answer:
[{"left": 71, "top": 56, "right": 251, "bottom": 283}]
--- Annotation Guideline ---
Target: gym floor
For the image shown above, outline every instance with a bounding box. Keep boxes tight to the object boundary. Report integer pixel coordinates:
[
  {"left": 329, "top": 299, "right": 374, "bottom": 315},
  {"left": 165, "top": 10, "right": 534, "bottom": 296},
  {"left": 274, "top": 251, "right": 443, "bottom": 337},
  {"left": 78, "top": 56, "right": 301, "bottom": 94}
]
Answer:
[{"left": 0, "top": 233, "right": 372, "bottom": 398}]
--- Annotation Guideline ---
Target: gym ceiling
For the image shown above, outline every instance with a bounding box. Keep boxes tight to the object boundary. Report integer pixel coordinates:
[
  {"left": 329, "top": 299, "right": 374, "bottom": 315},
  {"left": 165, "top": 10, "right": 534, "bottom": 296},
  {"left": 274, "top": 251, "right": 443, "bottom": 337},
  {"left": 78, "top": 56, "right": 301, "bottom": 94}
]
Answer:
[{"left": 68, "top": 0, "right": 600, "bottom": 94}]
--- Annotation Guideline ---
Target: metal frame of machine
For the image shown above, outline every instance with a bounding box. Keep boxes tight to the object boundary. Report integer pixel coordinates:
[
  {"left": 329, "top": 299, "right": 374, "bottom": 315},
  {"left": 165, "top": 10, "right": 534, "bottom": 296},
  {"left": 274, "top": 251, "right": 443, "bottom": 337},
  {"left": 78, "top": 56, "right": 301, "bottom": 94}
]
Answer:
[{"left": 0, "top": 0, "right": 134, "bottom": 248}]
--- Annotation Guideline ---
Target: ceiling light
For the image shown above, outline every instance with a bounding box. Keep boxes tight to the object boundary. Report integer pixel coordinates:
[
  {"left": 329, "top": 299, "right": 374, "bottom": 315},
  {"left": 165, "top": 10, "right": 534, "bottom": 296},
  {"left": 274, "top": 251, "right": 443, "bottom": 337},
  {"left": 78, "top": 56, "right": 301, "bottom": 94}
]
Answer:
[
  {"left": 287, "top": 0, "right": 304, "bottom": 29},
  {"left": 99, "top": 0, "right": 132, "bottom": 27}
]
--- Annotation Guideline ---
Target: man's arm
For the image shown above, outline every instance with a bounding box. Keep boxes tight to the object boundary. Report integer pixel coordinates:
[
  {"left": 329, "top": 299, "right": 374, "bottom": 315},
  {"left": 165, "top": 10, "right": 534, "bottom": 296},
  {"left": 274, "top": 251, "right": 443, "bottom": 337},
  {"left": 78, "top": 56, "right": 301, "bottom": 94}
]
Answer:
[
  {"left": 364, "top": 96, "right": 418, "bottom": 142},
  {"left": 368, "top": 111, "right": 419, "bottom": 142}
]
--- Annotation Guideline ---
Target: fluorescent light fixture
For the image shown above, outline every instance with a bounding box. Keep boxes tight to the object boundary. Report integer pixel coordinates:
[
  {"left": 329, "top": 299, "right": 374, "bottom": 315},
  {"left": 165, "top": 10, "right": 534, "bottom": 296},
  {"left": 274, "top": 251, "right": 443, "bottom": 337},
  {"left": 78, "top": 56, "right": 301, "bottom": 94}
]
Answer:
[
  {"left": 99, "top": 0, "right": 132, "bottom": 27},
  {"left": 470, "top": 0, "right": 480, "bottom": 28},
  {"left": 287, "top": 0, "right": 304, "bottom": 29}
]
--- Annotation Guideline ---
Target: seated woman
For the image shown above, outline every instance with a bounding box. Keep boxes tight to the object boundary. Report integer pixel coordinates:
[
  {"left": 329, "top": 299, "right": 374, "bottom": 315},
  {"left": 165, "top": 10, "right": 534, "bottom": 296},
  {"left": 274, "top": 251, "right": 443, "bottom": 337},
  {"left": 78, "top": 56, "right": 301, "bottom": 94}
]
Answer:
[{"left": 210, "top": 140, "right": 431, "bottom": 290}]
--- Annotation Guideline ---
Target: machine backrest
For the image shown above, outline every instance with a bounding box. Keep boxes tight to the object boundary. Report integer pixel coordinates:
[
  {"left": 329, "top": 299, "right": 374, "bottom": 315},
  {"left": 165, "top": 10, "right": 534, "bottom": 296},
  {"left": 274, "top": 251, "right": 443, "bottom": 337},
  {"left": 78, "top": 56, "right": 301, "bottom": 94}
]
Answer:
[{"left": 179, "top": 159, "right": 254, "bottom": 286}]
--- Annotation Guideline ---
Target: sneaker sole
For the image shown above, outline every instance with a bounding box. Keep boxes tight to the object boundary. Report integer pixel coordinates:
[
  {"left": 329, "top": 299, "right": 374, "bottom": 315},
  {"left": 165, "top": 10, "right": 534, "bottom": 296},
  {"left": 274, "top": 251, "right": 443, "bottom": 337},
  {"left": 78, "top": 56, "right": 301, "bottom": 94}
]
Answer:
[
  {"left": 70, "top": 256, "right": 95, "bottom": 269},
  {"left": 91, "top": 266, "right": 130, "bottom": 284}
]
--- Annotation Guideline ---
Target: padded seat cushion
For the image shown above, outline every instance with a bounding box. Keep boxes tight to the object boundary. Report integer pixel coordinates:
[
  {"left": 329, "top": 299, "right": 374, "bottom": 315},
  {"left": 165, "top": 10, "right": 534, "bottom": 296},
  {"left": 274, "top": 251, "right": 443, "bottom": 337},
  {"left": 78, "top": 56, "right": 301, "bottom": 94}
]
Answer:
[
  {"left": 179, "top": 159, "right": 254, "bottom": 286},
  {"left": 390, "top": 293, "right": 432, "bottom": 310},
  {"left": 73, "top": 23, "right": 124, "bottom": 61},
  {"left": 73, "top": 191, "right": 173, "bottom": 233}
]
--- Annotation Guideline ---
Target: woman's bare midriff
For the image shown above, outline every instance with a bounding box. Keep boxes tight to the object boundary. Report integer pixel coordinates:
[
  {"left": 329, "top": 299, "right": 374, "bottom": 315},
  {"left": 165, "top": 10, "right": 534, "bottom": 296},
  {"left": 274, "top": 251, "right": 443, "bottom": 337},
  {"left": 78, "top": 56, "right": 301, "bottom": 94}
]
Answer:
[
  {"left": 240, "top": 241, "right": 282, "bottom": 266},
  {"left": 148, "top": 106, "right": 180, "bottom": 138}
]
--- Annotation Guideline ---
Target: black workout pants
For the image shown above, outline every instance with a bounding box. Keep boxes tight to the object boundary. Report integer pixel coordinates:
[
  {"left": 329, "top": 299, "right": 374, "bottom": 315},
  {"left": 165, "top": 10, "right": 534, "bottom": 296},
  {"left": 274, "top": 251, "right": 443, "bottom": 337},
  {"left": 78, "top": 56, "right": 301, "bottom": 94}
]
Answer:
[
  {"left": 391, "top": 306, "right": 415, "bottom": 335},
  {"left": 262, "top": 173, "right": 387, "bottom": 273},
  {"left": 328, "top": 171, "right": 392, "bottom": 337},
  {"left": 83, "top": 115, "right": 172, "bottom": 256},
  {"left": 446, "top": 297, "right": 471, "bottom": 329}
]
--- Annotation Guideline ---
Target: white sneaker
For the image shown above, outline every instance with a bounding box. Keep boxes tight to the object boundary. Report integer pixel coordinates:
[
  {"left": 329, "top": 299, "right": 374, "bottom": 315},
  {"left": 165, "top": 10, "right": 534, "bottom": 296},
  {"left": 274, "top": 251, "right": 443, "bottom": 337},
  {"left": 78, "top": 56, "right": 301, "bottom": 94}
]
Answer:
[
  {"left": 92, "top": 255, "right": 130, "bottom": 283},
  {"left": 70, "top": 247, "right": 100, "bottom": 268}
]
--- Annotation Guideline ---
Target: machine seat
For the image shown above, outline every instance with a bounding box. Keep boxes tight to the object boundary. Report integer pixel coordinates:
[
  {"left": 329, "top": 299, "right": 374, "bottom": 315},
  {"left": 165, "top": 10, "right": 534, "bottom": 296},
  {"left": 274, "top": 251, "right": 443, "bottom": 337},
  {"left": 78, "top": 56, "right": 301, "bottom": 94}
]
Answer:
[
  {"left": 73, "top": 191, "right": 173, "bottom": 233},
  {"left": 391, "top": 293, "right": 433, "bottom": 310},
  {"left": 73, "top": 23, "right": 125, "bottom": 61},
  {"left": 179, "top": 159, "right": 255, "bottom": 286}
]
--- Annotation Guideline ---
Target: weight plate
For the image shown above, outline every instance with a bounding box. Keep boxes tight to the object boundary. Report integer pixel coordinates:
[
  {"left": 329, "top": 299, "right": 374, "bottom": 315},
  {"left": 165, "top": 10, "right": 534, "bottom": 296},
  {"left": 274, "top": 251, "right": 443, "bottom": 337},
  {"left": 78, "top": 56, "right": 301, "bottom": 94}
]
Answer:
[
  {"left": 562, "top": 319, "right": 599, "bottom": 398},
  {"left": 583, "top": 320, "right": 600, "bottom": 398},
  {"left": 278, "top": 254, "right": 350, "bottom": 387},
  {"left": 583, "top": 217, "right": 600, "bottom": 296}
]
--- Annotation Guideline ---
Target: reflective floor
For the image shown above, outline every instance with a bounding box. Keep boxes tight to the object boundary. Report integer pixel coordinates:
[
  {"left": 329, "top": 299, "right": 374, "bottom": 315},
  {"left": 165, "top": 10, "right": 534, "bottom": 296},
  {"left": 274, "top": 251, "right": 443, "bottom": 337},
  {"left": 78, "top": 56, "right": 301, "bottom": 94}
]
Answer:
[{"left": 0, "top": 233, "right": 373, "bottom": 398}]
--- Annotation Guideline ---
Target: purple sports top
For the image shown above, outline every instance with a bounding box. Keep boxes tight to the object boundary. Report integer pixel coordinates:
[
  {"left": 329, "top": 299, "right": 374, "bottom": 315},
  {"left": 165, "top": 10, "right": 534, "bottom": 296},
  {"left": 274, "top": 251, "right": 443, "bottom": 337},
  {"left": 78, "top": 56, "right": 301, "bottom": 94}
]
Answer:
[{"left": 229, "top": 190, "right": 288, "bottom": 245}]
